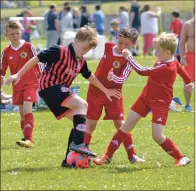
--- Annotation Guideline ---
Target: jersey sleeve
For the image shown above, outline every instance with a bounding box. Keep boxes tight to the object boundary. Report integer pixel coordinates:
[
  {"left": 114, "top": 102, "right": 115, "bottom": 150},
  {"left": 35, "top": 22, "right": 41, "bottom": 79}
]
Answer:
[
  {"left": 80, "top": 60, "right": 92, "bottom": 79},
  {"left": 176, "top": 61, "right": 192, "bottom": 84},
  {"left": 37, "top": 45, "right": 60, "bottom": 66},
  {"left": 0, "top": 50, "right": 8, "bottom": 76},
  {"left": 126, "top": 55, "right": 168, "bottom": 77},
  {"left": 111, "top": 62, "right": 132, "bottom": 84}
]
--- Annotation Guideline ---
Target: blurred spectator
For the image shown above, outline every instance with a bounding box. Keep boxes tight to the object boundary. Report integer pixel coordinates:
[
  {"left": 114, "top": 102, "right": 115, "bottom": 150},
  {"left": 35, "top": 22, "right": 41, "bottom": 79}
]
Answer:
[
  {"left": 170, "top": 11, "right": 183, "bottom": 61},
  {"left": 21, "top": 10, "right": 32, "bottom": 42},
  {"left": 72, "top": 8, "right": 80, "bottom": 29},
  {"left": 118, "top": 6, "right": 129, "bottom": 29},
  {"left": 46, "top": 4, "right": 60, "bottom": 48},
  {"left": 110, "top": 19, "right": 120, "bottom": 44},
  {"left": 130, "top": 0, "right": 140, "bottom": 55},
  {"left": 60, "top": 6, "right": 73, "bottom": 44},
  {"left": 58, "top": 1, "right": 70, "bottom": 21},
  {"left": 130, "top": 0, "right": 141, "bottom": 31},
  {"left": 92, "top": 4, "right": 105, "bottom": 35},
  {"left": 80, "top": 5, "right": 91, "bottom": 27},
  {"left": 26, "top": 6, "right": 36, "bottom": 25},
  {"left": 140, "top": 5, "right": 161, "bottom": 56}
]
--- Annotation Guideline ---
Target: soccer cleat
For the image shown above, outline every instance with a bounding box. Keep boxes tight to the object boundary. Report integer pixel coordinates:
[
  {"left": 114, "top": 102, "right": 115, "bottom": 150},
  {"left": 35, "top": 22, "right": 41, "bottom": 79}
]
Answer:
[
  {"left": 61, "top": 159, "right": 73, "bottom": 168},
  {"left": 185, "top": 104, "right": 192, "bottom": 112},
  {"left": 93, "top": 154, "right": 111, "bottom": 165},
  {"left": 69, "top": 141, "right": 97, "bottom": 157},
  {"left": 130, "top": 154, "right": 146, "bottom": 164},
  {"left": 175, "top": 156, "right": 190, "bottom": 167},
  {"left": 16, "top": 138, "right": 34, "bottom": 148}
]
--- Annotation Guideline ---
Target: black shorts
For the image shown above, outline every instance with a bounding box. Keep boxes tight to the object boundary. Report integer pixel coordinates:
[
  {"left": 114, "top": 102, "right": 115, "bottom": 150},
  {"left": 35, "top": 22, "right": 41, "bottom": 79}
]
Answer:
[{"left": 39, "top": 84, "right": 75, "bottom": 119}]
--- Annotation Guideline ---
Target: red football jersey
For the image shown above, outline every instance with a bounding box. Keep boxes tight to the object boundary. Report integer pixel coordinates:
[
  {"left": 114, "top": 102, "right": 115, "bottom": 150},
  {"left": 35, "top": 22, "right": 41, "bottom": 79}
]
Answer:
[
  {"left": 1, "top": 40, "right": 39, "bottom": 91},
  {"left": 125, "top": 55, "right": 192, "bottom": 103},
  {"left": 170, "top": 19, "right": 183, "bottom": 37},
  {"left": 95, "top": 42, "right": 132, "bottom": 89}
]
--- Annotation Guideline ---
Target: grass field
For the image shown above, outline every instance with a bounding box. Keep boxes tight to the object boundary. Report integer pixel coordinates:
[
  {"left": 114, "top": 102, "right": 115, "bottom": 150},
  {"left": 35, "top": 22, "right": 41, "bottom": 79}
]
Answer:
[
  {"left": 1, "top": 1, "right": 194, "bottom": 18},
  {"left": 1, "top": 37, "right": 195, "bottom": 190}
]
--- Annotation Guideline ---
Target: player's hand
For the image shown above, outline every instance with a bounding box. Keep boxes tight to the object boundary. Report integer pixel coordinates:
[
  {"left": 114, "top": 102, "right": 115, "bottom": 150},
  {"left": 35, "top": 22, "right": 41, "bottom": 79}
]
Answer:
[
  {"left": 122, "top": 49, "right": 132, "bottom": 58},
  {"left": 5, "top": 73, "right": 20, "bottom": 86},
  {"left": 180, "top": 57, "right": 188, "bottom": 66},
  {"left": 0, "top": 76, "right": 5, "bottom": 86},
  {"left": 104, "top": 89, "right": 122, "bottom": 102},
  {"left": 185, "top": 83, "right": 194, "bottom": 92},
  {"left": 107, "top": 68, "right": 114, "bottom": 81}
]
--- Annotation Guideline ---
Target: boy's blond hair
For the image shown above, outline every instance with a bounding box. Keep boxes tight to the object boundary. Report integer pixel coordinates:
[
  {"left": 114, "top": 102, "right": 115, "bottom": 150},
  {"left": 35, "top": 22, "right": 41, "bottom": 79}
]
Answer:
[
  {"left": 5, "top": 20, "right": 22, "bottom": 33},
  {"left": 75, "top": 25, "right": 98, "bottom": 49},
  {"left": 118, "top": 27, "right": 138, "bottom": 43},
  {"left": 153, "top": 33, "right": 178, "bottom": 55}
]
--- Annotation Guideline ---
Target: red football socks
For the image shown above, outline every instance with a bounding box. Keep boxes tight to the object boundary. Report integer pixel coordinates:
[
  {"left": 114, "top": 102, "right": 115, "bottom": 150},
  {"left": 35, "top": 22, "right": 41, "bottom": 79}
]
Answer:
[
  {"left": 106, "top": 129, "right": 128, "bottom": 158},
  {"left": 23, "top": 113, "right": 34, "bottom": 141},
  {"left": 160, "top": 138, "right": 184, "bottom": 160},
  {"left": 123, "top": 132, "right": 136, "bottom": 159},
  {"left": 84, "top": 132, "right": 92, "bottom": 145}
]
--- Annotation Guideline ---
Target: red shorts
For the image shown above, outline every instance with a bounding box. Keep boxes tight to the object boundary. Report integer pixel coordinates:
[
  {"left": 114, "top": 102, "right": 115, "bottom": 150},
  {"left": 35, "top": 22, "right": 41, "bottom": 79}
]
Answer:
[
  {"left": 13, "top": 88, "right": 37, "bottom": 105},
  {"left": 131, "top": 96, "right": 170, "bottom": 125},
  {"left": 184, "top": 51, "right": 195, "bottom": 81},
  {"left": 86, "top": 85, "right": 124, "bottom": 120}
]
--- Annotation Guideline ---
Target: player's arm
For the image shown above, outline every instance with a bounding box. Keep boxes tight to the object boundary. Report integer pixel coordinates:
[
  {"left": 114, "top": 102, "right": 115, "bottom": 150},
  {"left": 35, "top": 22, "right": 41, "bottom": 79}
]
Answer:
[
  {"left": 1, "top": 50, "right": 9, "bottom": 86},
  {"left": 107, "top": 63, "right": 132, "bottom": 84},
  {"left": 5, "top": 46, "right": 60, "bottom": 85},
  {"left": 179, "top": 22, "right": 188, "bottom": 66},
  {"left": 176, "top": 62, "right": 194, "bottom": 92},
  {"left": 80, "top": 61, "right": 122, "bottom": 101},
  {"left": 122, "top": 49, "right": 166, "bottom": 77}
]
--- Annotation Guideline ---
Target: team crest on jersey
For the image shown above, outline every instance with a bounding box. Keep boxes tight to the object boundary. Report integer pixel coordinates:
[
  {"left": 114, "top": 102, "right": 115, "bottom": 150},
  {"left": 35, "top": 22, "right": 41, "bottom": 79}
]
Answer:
[
  {"left": 20, "top": 51, "right": 27, "bottom": 58},
  {"left": 61, "top": 87, "right": 69, "bottom": 92},
  {"left": 112, "top": 60, "right": 120, "bottom": 68}
]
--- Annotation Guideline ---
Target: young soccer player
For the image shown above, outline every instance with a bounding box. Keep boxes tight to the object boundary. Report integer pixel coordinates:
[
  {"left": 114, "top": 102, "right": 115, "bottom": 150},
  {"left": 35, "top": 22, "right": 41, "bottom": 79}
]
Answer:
[
  {"left": 1, "top": 20, "right": 41, "bottom": 148},
  {"left": 5, "top": 26, "right": 121, "bottom": 166},
  {"left": 93, "top": 33, "right": 194, "bottom": 167},
  {"left": 84, "top": 27, "right": 145, "bottom": 164}
]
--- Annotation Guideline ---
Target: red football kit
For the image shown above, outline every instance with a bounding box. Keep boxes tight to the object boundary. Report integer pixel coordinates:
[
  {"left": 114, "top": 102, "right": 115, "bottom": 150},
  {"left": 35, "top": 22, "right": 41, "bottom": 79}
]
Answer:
[
  {"left": 114, "top": 55, "right": 192, "bottom": 125},
  {"left": 87, "top": 42, "right": 132, "bottom": 120},
  {"left": 170, "top": 19, "right": 183, "bottom": 37},
  {"left": 1, "top": 40, "right": 40, "bottom": 105}
]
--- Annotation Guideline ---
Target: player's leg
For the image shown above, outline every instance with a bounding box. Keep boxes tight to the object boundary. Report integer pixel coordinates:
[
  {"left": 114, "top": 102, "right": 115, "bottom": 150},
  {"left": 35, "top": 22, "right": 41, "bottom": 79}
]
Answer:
[
  {"left": 93, "top": 110, "right": 142, "bottom": 165},
  {"left": 113, "top": 120, "right": 145, "bottom": 163},
  {"left": 18, "top": 105, "right": 24, "bottom": 135},
  {"left": 16, "top": 89, "right": 37, "bottom": 148},
  {"left": 84, "top": 84, "right": 104, "bottom": 145},
  {"left": 93, "top": 96, "right": 149, "bottom": 165},
  {"left": 184, "top": 51, "right": 195, "bottom": 111},
  {"left": 151, "top": 106, "right": 190, "bottom": 166},
  {"left": 62, "top": 94, "right": 96, "bottom": 157}
]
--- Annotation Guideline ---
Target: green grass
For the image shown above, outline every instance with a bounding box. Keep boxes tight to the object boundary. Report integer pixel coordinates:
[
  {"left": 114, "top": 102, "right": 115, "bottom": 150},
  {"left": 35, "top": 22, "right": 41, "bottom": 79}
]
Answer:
[
  {"left": 1, "top": 1, "right": 195, "bottom": 18},
  {"left": 1, "top": 46, "right": 194, "bottom": 190}
]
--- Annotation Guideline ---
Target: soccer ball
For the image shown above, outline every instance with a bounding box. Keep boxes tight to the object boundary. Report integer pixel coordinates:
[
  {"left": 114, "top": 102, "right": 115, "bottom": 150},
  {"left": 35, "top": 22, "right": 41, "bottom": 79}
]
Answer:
[{"left": 66, "top": 151, "right": 91, "bottom": 168}]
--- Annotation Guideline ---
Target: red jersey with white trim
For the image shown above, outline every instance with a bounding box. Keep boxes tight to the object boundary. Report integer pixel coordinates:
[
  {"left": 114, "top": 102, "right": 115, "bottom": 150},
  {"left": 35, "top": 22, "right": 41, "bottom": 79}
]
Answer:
[
  {"left": 95, "top": 42, "right": 132, "bottom": 89},
  {"left": 125, "top": 55, "right": 192, "bottom": 103},
  {"left": 1, "top": 40, "right": 39, "bottom": 91}
]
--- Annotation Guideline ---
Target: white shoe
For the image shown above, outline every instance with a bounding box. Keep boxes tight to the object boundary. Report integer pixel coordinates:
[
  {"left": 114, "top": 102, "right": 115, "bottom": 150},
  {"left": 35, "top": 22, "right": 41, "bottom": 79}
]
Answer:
[
  {"left": 130, "top": 154, "right": 146, "bottom": 164},
  {"left": 175, "top": 156, "right": 190, "bottom": 167}
]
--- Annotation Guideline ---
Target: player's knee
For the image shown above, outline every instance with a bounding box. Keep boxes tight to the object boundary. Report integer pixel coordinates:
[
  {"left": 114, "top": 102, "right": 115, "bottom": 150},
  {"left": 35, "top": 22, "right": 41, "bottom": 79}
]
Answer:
[
  {"left": 152, "top": 134, "right": 163, "bottom": 144},
  {"left": 79, "top": 100, "right": 88, "bottom": 112}
]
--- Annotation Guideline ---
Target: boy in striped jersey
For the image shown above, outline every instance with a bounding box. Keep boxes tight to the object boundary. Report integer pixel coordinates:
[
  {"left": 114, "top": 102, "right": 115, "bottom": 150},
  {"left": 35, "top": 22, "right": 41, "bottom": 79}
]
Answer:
[
  {"left": 1, "top": 20, "right": 41, "bottom": 148},
  {"left": 93, "top": 33, "right": 194, "bottom": 167},
  {"left": 5, "top": 26, "right": 121, "bottom": 166},
  {"left": 85, "top": 27, "right": 145, "bottom": 164}
]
